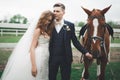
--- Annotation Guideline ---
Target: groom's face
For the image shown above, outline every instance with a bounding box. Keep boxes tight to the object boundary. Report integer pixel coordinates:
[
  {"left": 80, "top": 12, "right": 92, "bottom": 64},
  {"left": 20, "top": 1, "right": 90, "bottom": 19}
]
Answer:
[{"left": 53, "top": 7, "right": 65, "bottom": 22}]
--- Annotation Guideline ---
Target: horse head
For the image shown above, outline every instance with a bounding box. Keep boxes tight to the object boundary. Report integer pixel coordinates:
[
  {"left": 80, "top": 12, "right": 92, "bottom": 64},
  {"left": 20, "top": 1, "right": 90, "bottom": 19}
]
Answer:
[
  {"left": 81, "top": 5, "right": 111, "bottom": 58},
  {"left": 81, "top": 5, "right": 111, "bottom": 24}
]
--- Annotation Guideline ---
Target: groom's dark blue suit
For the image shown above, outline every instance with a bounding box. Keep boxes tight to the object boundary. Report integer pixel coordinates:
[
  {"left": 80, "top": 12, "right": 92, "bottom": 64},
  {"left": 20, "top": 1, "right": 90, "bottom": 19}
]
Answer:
[{"left": 49, "top": 20, "right": 88, "bottom": 80}]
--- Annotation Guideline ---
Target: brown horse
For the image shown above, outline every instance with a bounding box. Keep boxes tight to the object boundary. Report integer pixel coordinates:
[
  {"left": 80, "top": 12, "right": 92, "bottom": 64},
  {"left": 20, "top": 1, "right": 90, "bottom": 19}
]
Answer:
[{"left": 79, "top": 5, "right": 114, "bottom": 80}]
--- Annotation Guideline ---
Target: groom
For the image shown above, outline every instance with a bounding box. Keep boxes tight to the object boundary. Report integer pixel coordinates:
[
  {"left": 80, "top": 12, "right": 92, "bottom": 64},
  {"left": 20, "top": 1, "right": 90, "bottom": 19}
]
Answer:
[{"left": 49, "top": 3, "right": 92, "bottom": 80}]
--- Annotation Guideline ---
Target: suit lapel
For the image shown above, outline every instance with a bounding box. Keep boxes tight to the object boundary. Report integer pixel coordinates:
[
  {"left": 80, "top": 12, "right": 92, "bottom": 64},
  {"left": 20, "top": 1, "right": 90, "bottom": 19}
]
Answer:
[{"left": 63, "top": 21, "right": 67, "bottom": 43}]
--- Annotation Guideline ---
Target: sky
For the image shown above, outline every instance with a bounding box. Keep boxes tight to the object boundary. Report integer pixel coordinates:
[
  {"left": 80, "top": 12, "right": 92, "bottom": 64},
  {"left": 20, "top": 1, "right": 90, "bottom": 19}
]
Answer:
[{"left": 0, "top": 0, "right": 120, "bottom": 23}]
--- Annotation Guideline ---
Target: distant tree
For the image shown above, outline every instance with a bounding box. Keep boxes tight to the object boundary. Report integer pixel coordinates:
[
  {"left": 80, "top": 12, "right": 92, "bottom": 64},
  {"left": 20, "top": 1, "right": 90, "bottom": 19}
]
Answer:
[
  {"left": 9, "top": 14, "right": 28, "bottom": 24},
  {"left": 0, "top": 20, "right": 2, "bottom": 23},
  {"left": 76, "top": 21, "right": 119, "bottom": 28},
  {"left": 3, "top": 19, "right": 8, "bottom": 23},
  {"left": 23, "top": 18, "right": 28, "bottom": 24},
  {"left": 9, "top": 15, "right": 17, "bottom": 23},
  {"left": 107, "top": 21, "right": 119, "bottom": 28},
  {"left": 78, "top": 21, "right": 85, "bottom": 27}
]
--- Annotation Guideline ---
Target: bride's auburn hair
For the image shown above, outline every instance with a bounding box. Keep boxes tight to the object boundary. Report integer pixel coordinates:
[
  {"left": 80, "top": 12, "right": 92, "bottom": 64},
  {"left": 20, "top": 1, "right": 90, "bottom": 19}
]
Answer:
[{"left": 36, "top": 10, "right": 55, "bottom": 36}]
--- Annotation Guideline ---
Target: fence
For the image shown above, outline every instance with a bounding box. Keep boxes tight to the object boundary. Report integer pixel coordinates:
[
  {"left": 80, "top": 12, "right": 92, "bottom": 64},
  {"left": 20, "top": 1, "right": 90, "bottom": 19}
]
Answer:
[
  {"left": 0, "top": 23, "right": 120, "bottom": 38},
  {"left": 75, "top": 27, "right": 120, "bottom": 39},
  {"left": 0, "top": 23, "right": 29, "bottom": 36},
  {"left": 0, "top": 23, "right": 120, "bottom": 48}
]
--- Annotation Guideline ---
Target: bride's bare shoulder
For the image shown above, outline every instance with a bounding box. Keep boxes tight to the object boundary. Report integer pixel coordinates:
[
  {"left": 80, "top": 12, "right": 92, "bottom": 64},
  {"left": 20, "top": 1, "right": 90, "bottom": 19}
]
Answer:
[{"left": 34, "top": 28, "right": 41, "bottom": 33}]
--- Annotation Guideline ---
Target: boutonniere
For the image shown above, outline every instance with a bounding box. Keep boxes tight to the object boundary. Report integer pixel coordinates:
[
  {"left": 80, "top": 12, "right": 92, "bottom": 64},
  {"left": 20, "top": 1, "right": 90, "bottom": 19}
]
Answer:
[{"left": 63, "top": 24, "right": 71, "bottom": 31}]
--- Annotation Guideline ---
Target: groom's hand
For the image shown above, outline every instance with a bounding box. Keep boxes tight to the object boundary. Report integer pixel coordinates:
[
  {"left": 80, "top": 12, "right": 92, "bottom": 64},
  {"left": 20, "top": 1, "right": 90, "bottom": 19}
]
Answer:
[{"left": 85, "top": 52, "right": 93, "bottom": 59}]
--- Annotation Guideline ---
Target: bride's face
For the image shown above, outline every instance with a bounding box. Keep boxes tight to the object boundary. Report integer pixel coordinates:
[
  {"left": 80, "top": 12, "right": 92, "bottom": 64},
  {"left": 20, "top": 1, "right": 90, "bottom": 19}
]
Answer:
[{"left": 45, "top": 16, "right": 52, "bottom": 26}]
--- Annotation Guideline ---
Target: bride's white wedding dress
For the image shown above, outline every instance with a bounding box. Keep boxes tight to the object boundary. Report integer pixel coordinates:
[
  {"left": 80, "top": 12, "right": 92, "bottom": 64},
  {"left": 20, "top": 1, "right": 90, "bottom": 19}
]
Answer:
[{"left": 0, "top": 35, "right": 49, "bottom": 80}]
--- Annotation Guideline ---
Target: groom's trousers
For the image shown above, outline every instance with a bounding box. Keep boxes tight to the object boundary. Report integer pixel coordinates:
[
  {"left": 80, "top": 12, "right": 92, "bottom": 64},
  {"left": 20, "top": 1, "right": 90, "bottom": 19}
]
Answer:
[{"left": 49, "top": 56, "right": 72, "bottom": 80}]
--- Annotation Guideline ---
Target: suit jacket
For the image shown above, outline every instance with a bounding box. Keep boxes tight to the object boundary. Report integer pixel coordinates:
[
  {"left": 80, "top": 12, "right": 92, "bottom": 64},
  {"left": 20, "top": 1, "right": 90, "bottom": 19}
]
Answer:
[{"left": 49, "top": 20, "right": 88, "bottom": 63}]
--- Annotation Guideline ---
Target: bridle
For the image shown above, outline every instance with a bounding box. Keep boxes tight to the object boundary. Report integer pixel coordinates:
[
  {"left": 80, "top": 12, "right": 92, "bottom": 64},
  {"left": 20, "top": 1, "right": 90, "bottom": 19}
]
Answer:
[
  {"left": 86, "top": 14, "right": 108, "bottom": 58},
  {"left": 88, "top": 14, "right": 105, "bottom": 45},
  {"left": 88, "top": 15, "right": 105, "bottom": 20}
]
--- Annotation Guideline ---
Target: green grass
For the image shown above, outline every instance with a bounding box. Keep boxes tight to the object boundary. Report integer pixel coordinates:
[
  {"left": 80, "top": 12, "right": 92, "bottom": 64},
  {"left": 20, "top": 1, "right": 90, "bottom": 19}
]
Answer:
[
  {"left": 0, "top": 49, "right": 11, "bottom": 64},
  {"left": 1, "top": 63, "right": 119, "bottom": 80},
  {"left": 0, "top": 49, "right": 12, "bottom": 78},
  {"left": 111, "top": 38, "right": 120, "bottom": 43},
  {"left": 56, "top": 62, "right": 120, "bottom": 80},
  {"left": 0, "top": 36, "right": 22, "bottom": 43},
  {"left": 0, "top": 35, "right": 120, "bottom": 43}
]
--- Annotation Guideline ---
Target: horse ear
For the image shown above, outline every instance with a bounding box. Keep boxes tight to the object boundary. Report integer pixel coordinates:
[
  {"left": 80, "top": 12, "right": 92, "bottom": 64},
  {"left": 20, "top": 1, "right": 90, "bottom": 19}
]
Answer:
[
  {"left": 81, "top": 6, "right": 91, "bottom": 16},
  {"left": 102, "top": 5, "right": 112, "bottom": 14}
]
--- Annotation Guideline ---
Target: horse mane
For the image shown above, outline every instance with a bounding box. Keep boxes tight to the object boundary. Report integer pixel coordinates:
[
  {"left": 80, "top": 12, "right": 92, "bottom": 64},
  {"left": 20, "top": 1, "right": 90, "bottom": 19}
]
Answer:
[
  {"left": 79, "top": 23, "right": 114, "bottom": 39},
  {"left": 79, "top": 24, "right": 87, "bottom": 38},
  {"left": 105, "top": 23, "right": 114, "bottom": 39}
]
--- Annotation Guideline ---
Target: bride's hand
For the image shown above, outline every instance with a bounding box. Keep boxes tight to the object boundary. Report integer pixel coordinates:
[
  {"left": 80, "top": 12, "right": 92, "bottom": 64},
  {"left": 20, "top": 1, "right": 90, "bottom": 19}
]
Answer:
[{"left": 31, "top": 66, "right": 37, "bottom": 77}]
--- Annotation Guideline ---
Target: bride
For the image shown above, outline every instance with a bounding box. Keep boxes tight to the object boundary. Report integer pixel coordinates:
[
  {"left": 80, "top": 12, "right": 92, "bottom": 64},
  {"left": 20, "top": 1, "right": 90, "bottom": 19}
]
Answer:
[{"left": 0, "top": 10, "right": 55, "bottom": 80}]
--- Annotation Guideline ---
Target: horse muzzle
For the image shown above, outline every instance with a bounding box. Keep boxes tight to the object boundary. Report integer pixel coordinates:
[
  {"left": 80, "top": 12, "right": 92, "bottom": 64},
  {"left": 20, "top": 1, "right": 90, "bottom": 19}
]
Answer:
[{"left": 91, "top": 50, "right": 102, "bottom": 59}]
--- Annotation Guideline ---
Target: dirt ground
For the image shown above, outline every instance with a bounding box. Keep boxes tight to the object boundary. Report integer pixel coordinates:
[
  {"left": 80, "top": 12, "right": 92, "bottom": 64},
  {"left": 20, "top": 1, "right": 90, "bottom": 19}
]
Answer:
[
  {"left": 1, "top": 48, "right": 120, "bottom": 64},
  {"left": 72, "top": 48, "right": 120, "bottom": 64}
]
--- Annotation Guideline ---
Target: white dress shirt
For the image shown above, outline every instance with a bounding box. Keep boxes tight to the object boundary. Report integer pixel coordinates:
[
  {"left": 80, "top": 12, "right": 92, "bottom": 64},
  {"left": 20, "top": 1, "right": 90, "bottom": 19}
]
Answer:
[{"left": 55, "top": 19, "right": 64, "bottom": 33}]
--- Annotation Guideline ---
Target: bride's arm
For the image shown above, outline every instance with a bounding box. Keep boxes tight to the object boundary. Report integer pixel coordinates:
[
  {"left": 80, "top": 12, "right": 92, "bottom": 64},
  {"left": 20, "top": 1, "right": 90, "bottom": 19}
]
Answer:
[{"left": 30, "top": 28, "right": 40, "bottom": 77}]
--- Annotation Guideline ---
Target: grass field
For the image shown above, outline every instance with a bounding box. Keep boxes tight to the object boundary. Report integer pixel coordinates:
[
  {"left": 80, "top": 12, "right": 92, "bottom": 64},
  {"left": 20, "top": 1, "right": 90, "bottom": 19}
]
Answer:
[
  {"left": 0, "top": 36, "right": 22, "bottom": 43},
  {"left": 0, "top": 48, "right": 120, "bottom": 80},
  {"left": 0, "top": 61, "right": 120, "bottom": 80},
  {"left": 0, "top": 35, "right": 120, "bottom": 43}
]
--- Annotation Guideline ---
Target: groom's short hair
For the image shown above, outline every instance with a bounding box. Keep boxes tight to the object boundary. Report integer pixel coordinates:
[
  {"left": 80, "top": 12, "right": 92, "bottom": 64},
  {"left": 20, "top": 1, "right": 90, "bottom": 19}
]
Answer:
[{"left": 53, "top": 3, "right": 65, "bottom": 10}]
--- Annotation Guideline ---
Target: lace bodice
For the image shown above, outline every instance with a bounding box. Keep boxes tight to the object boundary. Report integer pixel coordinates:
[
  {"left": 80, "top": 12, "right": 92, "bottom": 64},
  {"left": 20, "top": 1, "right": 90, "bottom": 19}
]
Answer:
[{"left": 38, "top": 35, "right": 50, "bottom": 45}]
